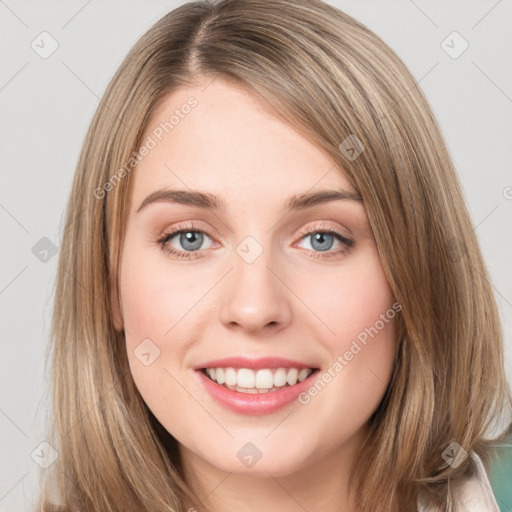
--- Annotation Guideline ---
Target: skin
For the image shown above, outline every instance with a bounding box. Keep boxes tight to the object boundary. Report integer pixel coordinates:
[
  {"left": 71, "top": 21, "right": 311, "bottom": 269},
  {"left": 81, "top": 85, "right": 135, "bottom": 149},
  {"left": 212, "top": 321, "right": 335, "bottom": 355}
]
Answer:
[{"left": 112, "top": 76, "right": 398, "bottom": 512}]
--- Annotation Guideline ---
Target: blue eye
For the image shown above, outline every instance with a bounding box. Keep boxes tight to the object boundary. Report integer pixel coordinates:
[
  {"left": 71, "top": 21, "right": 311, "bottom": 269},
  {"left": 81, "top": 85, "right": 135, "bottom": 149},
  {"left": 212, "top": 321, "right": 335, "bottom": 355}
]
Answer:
[
  {"left": 295, "top": 227, "right": 354, "bottom": 259},
  {"left": 157, "top": 223, "right": 213, "bottom": 259}
]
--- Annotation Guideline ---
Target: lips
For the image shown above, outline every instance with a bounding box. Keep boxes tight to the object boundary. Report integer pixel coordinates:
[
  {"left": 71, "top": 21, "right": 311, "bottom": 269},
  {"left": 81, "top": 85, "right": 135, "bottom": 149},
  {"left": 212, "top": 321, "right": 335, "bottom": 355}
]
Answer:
[{"left": 193, "top": 356, "right": 320, "bottom": 415}]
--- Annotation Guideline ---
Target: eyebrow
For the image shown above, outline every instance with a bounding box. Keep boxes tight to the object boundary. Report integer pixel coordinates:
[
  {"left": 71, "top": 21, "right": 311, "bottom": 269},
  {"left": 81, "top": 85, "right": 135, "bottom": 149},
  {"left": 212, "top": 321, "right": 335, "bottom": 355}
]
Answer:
[{"left": 135, "top": 188, "right": 363, "bottom": 214}]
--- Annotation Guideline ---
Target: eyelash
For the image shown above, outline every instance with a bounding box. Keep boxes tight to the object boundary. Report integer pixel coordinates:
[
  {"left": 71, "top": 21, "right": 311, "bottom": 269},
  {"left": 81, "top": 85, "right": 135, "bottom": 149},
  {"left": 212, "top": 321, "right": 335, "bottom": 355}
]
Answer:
[{"left": 156, "top": 221, "right": 355, "bottom": 261}]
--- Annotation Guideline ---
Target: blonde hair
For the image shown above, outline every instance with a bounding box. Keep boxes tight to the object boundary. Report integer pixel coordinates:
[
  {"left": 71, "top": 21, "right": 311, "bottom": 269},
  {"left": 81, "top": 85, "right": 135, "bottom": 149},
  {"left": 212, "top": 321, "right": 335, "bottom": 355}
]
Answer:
[{"left": 37, "top": 1, "right": 511, "bottom": 511}]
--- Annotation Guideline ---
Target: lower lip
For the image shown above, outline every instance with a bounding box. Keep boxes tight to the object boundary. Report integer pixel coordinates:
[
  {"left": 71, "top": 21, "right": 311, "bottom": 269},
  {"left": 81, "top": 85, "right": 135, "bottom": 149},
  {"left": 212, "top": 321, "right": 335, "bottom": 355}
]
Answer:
[{"left": 195, "top": 369, "right": 319, "bottom": 415}]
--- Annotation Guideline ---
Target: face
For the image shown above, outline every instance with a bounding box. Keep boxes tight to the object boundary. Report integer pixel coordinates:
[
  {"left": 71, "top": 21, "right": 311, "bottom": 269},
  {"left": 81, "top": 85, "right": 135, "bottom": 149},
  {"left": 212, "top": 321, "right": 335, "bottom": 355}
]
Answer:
[{"left": 113, "top": 76, "right": 398, "bottom": 481}]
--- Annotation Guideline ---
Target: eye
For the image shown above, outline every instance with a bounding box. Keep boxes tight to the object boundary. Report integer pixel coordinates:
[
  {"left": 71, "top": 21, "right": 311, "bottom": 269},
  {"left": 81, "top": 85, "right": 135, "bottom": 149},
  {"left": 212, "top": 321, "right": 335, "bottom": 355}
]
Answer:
[
  {"left": 156, "top": 221, "right": 214, "bottom": 260},
  {"left": 294, "top": 224, "right": 355, "bottom": 259}
]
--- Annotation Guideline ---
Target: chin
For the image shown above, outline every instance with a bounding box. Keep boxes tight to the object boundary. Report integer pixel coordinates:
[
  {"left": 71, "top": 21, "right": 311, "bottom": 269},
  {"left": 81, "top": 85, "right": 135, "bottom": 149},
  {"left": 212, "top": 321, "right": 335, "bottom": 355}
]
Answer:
[{"left": 205, "top": 442, "right": 310, "bottom": 477}]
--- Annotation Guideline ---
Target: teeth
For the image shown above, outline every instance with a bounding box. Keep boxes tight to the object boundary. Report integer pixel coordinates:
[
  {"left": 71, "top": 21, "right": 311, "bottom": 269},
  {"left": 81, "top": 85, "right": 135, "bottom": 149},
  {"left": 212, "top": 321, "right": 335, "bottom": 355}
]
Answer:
[
  {"left": 237, "top": 368, "right": 255, "bottom": 388},
  {"left": 287, "top": 368, "right": 299, "bottom": 385},
  {"left": 215, "top": 368, "right": 225, "bottom": 384},
  {"left": 255, "top": 369, "right": 274, "bottom": 389},
  {"left": 204, "top": 367, "right": 315, "bottom": 390},
  {"left": 298, "top": 368, "right": 312, "bottom": 382},
  {"left": 225, "top": 368, "right": 237, "bottom": 386}
]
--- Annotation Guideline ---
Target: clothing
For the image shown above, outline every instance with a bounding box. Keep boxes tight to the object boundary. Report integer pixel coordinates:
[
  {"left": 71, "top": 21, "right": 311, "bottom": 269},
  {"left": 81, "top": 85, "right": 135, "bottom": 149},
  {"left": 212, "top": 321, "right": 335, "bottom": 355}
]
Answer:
[{"left": 418, "top": 451, "right": 500, "bottom": 511}]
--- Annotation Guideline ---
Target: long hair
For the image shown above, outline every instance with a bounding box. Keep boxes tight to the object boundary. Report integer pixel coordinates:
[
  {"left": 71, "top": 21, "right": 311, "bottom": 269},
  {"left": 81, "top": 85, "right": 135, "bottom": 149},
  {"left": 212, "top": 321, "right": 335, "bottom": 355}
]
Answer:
[{"left": 37, "top": 1, "right": 511, "bottom": 511}]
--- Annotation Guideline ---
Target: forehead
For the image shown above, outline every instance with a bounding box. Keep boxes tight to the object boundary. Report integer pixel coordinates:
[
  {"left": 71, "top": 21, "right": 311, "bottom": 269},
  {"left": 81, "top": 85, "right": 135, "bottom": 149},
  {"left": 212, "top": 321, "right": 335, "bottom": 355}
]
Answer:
[{"left": 130, "top": 78, "right": 356, "bottom": 214}]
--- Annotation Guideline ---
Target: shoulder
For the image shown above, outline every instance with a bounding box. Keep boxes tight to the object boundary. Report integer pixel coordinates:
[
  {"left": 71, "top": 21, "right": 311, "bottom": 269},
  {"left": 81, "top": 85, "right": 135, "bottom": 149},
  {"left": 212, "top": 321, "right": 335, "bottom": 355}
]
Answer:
[
  {"left": 451, "top": 451, "right": 500, "bottom": 511},
  {"left": 418, "top": 451, "right": 500, "bottom": 512}
]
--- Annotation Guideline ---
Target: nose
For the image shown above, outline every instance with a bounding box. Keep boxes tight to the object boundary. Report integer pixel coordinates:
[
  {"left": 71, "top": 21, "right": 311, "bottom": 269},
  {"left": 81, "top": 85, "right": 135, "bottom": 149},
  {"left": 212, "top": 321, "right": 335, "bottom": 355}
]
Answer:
[{"left": 218, "top": 243, "right": 292, "bottom": 334}]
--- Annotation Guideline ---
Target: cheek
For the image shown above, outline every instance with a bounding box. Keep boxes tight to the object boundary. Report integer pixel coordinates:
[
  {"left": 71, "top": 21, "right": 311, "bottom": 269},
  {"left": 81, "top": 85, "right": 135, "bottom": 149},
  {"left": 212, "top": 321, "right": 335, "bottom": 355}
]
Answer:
[
  {"left": 295, "top": 248, "right": 397, "bottom": 350},
  {"left": 120, "top": 255, "right": 202, "bottom": 442},
  {"left": 120, "top": 244, "right": 197, "bottom": 341},
  {"left": 119, "top": 247, "right": 191, "bottom": 403},
  {"left": 301, "top": 317, "right": 397, "bottom": 450},
  {"left": 118, "top": 240, "right": 226, "bottom": 417},
  {"left": 294, "top": 249, "right": 398, "bottom": 415}
]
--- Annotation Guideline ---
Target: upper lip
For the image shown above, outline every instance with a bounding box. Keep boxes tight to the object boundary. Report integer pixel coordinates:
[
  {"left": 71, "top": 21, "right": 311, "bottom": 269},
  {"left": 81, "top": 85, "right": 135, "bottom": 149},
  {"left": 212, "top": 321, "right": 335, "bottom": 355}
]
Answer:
[{"left": 193, "top": 356, "right": 318, "bottom": 371}]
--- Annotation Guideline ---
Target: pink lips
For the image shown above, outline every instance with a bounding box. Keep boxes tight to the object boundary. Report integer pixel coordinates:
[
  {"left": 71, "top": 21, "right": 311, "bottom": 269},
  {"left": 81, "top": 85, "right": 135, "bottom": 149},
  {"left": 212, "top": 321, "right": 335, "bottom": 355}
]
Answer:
[{"left": 193, "top": 356, "right": 319, "bottom": 416}]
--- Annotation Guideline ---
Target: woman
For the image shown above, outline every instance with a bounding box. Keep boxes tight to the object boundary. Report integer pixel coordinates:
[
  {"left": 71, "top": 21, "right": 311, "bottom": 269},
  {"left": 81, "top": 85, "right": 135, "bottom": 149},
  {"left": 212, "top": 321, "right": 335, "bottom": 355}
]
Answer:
[{"left": 37, "top": 1, "right": 511, "bottom": 511}]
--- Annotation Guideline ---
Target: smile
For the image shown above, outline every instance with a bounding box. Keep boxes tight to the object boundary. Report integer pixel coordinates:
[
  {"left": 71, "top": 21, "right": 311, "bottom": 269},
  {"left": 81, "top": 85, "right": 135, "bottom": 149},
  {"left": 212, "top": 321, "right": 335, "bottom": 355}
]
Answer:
[{"left": 195, "top": 359, "right": 320, "bottom": 415}]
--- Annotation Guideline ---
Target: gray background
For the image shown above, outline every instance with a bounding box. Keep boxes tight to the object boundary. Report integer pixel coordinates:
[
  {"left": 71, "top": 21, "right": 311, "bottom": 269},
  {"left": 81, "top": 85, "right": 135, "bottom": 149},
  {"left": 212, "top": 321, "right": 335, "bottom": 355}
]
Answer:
[{"left": 1, "top": 1, "right": 511, "bottom": 510}]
